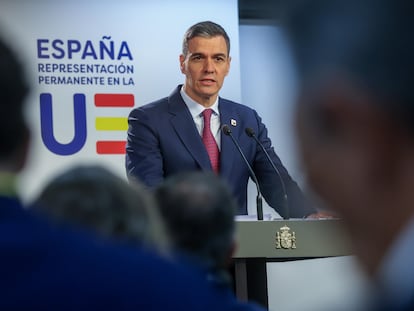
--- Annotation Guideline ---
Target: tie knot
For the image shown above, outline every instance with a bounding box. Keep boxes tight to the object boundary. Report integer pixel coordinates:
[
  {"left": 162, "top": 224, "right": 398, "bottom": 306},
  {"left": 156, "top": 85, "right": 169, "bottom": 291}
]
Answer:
[{"left": 202, "top": 109, "right": 213, "bottom": 120}]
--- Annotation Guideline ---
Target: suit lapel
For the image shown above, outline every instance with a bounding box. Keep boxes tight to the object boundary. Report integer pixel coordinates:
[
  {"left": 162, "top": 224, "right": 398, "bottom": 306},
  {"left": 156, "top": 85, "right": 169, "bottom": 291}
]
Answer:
[
  {"left": 219, "top": 99, "right": 239, "bottom": 178},
  {"left": 168, "top": 88, "right": 212, "bottom": 170}
]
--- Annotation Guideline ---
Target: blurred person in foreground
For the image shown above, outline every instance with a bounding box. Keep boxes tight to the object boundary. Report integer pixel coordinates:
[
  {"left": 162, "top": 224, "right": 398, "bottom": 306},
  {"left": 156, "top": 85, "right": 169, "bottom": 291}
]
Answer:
[
  {"left": 283, "top": 0, "right": 414, "bottom": 309},
  {"left": 155, "top": 171, "right": 265, "bottom": 310},
  {"left": 33, "top": 164, "right": 167, "bottom": 252},
  {"left": 0, "top": 31, "right": 267, "bottom": 311}
]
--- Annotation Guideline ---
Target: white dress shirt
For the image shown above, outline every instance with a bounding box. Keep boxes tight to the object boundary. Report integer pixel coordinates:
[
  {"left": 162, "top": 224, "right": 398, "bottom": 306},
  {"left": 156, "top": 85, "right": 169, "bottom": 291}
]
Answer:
[{"left": 180, "top": 86, "right": 221, "bottom": 150}]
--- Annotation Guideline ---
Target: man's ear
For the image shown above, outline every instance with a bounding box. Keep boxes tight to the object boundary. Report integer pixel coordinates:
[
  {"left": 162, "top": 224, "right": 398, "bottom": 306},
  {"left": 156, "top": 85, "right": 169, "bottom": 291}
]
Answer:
[
  {"left": 179, "top": 54, "right": 186, "bottom": 74},
  {"left": 225, "top": 56, "right": 231, "bottom": 76}
]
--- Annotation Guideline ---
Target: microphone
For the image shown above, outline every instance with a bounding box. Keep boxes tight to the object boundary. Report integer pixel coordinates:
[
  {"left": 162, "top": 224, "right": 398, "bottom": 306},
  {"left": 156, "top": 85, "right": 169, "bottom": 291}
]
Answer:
[
  {"left": 245, "top": 127, "right": 289, "bottom": 220},
  {"left": 222, "top": 124, "right": 263, "bottom": 220}
]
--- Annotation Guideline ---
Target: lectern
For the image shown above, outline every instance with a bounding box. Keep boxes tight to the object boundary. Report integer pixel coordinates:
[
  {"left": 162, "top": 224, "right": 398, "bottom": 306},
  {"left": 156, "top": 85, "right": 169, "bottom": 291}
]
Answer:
[{"left": 233, "top": 219, "right": 352, "bottom": 308}]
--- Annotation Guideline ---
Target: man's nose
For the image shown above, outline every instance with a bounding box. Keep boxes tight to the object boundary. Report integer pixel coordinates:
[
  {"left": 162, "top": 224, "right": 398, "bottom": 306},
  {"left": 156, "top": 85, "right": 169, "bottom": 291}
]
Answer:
[{"left": 204, "top": 58, "right": 215, "bottom": 73}]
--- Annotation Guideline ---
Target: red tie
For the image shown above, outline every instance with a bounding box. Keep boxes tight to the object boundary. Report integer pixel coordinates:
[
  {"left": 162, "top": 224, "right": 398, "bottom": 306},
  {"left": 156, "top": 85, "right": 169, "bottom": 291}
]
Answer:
[{"left": 202, "top": 109, "right": 220, "bottom": 173}]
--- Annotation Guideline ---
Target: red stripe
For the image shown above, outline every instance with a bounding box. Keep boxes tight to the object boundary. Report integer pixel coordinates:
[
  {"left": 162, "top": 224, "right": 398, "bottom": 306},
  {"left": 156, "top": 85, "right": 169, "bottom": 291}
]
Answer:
[
  {"left": 94, "top": 94, "right": 134, "bottom": 107},
  {"left": 96, "top": 141, "right": 126, "bottom": 154}
]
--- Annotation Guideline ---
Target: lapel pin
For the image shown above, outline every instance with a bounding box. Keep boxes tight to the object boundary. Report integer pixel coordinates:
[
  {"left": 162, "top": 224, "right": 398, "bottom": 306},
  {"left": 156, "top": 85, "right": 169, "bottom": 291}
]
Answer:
[{"left": 231, "top": 119, "right": 237, "bottom": 127}]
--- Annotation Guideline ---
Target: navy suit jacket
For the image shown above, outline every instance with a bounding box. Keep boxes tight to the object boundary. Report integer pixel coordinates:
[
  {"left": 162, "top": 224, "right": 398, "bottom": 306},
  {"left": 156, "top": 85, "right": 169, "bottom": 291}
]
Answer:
[
  {"left": 0, "top": 195, "right": 262, "bottom": 310},
  {"left": 126, "top": 85, "right": 315, "bottom": 217}
]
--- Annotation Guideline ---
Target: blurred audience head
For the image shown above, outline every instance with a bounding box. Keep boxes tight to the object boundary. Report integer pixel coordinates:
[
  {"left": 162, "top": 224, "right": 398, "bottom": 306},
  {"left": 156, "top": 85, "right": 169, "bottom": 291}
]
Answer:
[
  {"left": 0, "top": 33, "right": 29, "bottom": 172},
  {"left": 34, "top": 164, "right": 168, "bottom": 250},
  {"left": 282, "top": 0, "right": 414, "bottom": 276},
  {"left": 154, "top": 171, "right": 237, "bottom": 272}
]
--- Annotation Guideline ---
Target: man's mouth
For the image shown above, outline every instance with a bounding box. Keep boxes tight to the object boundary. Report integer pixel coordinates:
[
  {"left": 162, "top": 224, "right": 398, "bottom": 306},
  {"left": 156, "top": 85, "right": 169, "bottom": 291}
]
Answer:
[{"left": 200, "top": 79, "right": 216, "bottom": 85}]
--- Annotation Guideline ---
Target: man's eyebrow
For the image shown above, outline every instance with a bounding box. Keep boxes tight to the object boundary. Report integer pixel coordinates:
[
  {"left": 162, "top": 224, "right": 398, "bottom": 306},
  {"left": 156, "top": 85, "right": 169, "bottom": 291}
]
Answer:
[{"left": 189, "top": 52, "right": 227, "bottom": 57}]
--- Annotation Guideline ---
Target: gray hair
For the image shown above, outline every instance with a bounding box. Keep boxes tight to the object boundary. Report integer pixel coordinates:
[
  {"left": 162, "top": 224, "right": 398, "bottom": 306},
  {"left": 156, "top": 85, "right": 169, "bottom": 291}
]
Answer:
[{"left": 182, "top": 21, "right": 230, "bottom": 56}]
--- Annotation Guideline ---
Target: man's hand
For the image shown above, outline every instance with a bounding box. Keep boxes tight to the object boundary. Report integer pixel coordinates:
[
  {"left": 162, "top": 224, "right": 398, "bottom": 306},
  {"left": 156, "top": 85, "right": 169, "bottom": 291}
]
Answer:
[{"left": 306, "top": 211, "right": 338, "bottom": 219}]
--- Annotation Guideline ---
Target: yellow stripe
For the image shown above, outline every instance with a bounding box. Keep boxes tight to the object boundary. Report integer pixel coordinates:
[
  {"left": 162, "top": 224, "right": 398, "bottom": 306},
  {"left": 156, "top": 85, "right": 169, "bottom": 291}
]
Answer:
[{"left": 95, "top": 117, "right": 128, "bottom": 131}]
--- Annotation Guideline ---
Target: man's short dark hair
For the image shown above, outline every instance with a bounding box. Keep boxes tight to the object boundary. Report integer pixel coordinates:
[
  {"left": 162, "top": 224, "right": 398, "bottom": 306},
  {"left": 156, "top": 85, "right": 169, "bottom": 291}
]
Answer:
[
  {"left": 155, "top": 172, "right": 236, "bottom": 270},
  {"left": 182, "top": 21, "right": 230, "bottom": 56}
]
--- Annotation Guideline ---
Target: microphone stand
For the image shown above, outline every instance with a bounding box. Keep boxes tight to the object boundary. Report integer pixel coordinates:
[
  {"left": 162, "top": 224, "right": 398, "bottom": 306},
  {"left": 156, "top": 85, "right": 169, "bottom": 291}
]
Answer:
[
  {"left": 222, "top": 125, "right": 263, "bottom": 220},
  {"left": 245, "top": 128, "right": 289, "bottom": 220}
]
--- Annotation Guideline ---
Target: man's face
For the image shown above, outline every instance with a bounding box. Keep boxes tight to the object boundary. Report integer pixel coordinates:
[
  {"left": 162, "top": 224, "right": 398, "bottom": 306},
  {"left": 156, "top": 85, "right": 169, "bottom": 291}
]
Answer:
[
  {"left": 296, "top": 79, "right": 412, "bottom": 276},
  {"left": 294, "top": 83, "right": 377, "bottom": 223},
  {"left": 180, "top": 36, "right": 231, "bottom": 106}
]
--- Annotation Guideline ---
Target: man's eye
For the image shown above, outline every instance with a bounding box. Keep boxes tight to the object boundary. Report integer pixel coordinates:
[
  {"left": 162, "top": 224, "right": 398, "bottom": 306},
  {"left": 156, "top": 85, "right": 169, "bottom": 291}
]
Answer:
[{"left": 215, "top": 57, "right": 225, "bottom": 62}]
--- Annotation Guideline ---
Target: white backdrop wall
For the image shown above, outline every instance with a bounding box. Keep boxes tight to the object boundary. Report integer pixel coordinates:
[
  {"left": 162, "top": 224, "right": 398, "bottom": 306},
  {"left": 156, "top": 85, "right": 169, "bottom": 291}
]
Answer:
[
  {"left": 0, "top": 0, "right": 241, "bottom": 202},
  {"left": 239, "top": 24, "right": 301, "bottom": 218}
]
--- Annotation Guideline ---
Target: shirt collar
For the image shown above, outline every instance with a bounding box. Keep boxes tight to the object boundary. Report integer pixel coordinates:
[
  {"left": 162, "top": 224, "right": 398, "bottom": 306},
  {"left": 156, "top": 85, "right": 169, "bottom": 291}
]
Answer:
[{"left": 180, "top": 86, "right": 219, "bottom": 118}]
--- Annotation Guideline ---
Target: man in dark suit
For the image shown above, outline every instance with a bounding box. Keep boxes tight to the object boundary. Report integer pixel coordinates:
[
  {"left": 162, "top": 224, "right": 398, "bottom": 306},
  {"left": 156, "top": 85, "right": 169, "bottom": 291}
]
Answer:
[
  {"left": 126, "top": 20, "right": 316, "bottom": 218},
  {"left": 283, "top": 0, "right": 414, "bottom": 310},
  {"left": 0, "top": 32, "right": 268, "bottom": 310}
]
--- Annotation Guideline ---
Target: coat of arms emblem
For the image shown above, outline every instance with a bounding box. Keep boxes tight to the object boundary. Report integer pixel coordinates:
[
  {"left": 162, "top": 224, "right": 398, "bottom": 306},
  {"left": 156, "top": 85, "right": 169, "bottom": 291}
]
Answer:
[{"left": 276, "top": 225, "right": 296, "bottom": 249}]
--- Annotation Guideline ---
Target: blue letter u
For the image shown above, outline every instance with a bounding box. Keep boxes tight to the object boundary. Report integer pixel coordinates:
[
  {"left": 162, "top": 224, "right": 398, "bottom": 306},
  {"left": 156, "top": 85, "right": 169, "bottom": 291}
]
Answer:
[{"left": 40, "top": 93, "right": 87, "bottom": 155}]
